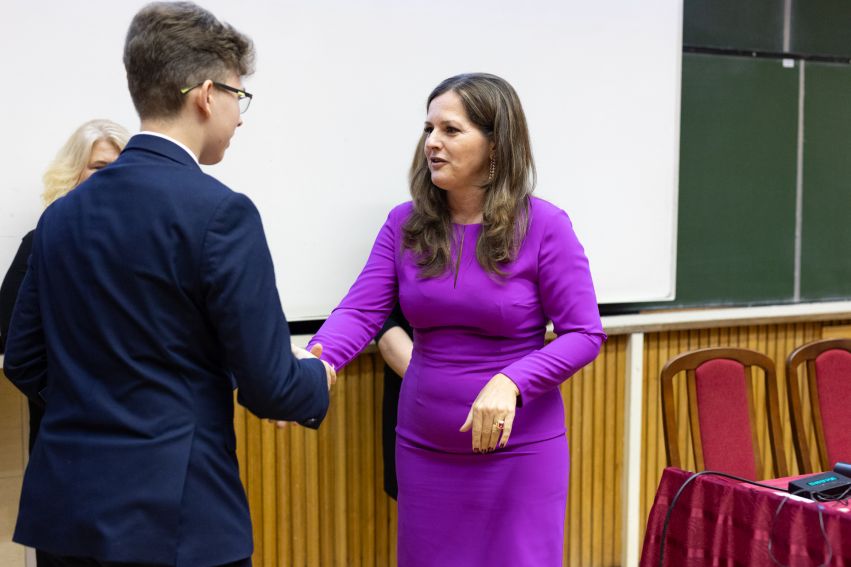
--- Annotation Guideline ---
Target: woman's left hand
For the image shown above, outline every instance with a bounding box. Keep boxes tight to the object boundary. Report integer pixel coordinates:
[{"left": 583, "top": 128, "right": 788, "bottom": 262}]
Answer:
[{"left": 459, "top": 373, "right": 520, "bottom": 453}]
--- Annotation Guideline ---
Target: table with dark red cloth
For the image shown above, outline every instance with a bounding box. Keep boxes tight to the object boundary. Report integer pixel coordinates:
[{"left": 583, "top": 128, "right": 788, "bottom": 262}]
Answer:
[{"left": 640, "top": 467, "right": 851, "bottom": 566}]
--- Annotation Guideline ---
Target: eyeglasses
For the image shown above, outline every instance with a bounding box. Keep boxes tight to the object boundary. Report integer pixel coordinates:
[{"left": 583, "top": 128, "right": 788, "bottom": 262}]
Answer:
[{"left": 180, "top": 81, "right": 253, "bottom": 114}]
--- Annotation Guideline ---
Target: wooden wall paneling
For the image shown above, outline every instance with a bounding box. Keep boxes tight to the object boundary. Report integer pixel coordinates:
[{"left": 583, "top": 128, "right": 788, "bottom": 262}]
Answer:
[
  {"left": 821, "top": 324, "right": 851, "bottom": 339},
  {"left": 317, "top": 390, "right": 334, "bottom": 567},
  {"left": 614, "top": 336, "right": 626, "bottom": 566},
  {"left": 560, "top": 335, "right": 626, "bottom": 566},
  {"left": 332, "top": 362, "right": 348, "bottom": 567},
  {"left": 306, "top": 426, "right": 321, "bottom": 564},
  {"left": 260, "top": 421, "right": 277, "bottom": 566},
  {"left": 234, "top": 397, "right": 247, "bottom": 484},
  {"left": 579, "top": 358, "right": 594, "bottom": 567},
  {"left": 602, "top": 336, "right": 617, "bottom": 566},
  {"left": 246, "top": 403, "right": 264, "bottom": 565},
  {"left": 564, "top": 365, "right": 580, "bottom": 567},
  {"left": 372, "top": 360, "right": 389, "bottom": 567},
  {"left": 345, "top": 358, "right": 362, "bottom": 567},
  {"left": 591, "top": 342, "right": 605, "bottom": 564},
  {"left": 290, "top": 420, "right": 307, "bottom": 566},
  {"left": 276, "top": 426, "right": 291, "bottom": 566},
  {"left": 362, "top": 354, "right": 376, "bottom": 567},
  {"left": 638, "top": 329, "right": 661, "bottom": 549},
  {"left": 747, "top": 325, "right": 768, "bottom": 477}
]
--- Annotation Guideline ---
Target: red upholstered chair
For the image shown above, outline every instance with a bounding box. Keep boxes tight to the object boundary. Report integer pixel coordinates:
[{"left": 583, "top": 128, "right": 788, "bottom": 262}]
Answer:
[
  {"left": 660, "top": 347, "right": 788, "bottom": 480},
  {"left": 785, "top": 338, "right": 851, "bottom": 473}
]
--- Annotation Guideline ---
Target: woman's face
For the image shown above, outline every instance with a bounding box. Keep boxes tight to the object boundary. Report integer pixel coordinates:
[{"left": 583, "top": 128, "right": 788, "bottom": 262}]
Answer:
[
  {"left": 424, "top": 91, "right": 492, "bottom": 193},
  {"left": 78, "top": 139, "right": 120, "bottom": 184}
]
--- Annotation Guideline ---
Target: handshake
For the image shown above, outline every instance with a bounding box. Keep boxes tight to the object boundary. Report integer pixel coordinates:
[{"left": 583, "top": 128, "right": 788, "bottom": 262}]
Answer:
[
  {"left": 292, "top": 342, "right": 337, "bottom": 391},
  {"left": 271, "top": 343, "right": 337, "bottom": 430}
]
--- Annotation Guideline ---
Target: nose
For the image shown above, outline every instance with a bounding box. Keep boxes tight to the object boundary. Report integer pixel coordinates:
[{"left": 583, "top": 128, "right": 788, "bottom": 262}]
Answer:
[
  {"left": 237, "top": 116, "right": 243, "bottom": 128},
  {"left": 424, "top": 131, "right": 441, "bottom": 151}
]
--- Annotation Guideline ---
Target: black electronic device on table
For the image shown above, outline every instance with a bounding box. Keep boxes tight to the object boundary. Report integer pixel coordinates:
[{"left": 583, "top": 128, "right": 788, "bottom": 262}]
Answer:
[{"left": 788, "top": 462, "right": 851, "bottom": 501}]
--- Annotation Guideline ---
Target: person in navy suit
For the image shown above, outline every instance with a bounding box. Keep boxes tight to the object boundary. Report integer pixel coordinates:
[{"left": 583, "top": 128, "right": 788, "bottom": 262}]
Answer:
[{"left": 2, "top": 3, "right": 334, "bottom": 566}]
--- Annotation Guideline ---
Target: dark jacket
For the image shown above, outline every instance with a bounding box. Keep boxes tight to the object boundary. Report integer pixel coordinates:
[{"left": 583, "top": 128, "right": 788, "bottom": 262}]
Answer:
[{"left": 3, "top": 134, "right": 329, "bottom": 566}]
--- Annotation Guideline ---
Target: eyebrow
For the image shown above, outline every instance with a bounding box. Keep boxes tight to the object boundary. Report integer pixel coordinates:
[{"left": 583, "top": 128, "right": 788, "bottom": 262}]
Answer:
[
  {"left": 88, "top": 160, "right": 110, "bottom": 167},
  {"left": 424, "top": 119, "right": 462, "bottom": 126}
]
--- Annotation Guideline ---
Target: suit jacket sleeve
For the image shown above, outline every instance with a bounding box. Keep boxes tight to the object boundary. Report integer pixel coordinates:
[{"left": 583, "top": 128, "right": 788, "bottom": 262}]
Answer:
[
  {"left": 201, "top": 192, "right": 329, "bottom": 422},
  {"left": 3, "top": 230, "right": 47, "bottom": 406}
]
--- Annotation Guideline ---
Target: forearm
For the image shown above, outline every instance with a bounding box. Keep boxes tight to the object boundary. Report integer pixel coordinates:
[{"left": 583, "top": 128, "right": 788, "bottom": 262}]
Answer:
[
  {"left": 310, "top": 303, "right": 395, "bottom": 371},
  {"left": 236, "top": 356, "right": 329, "bottom": 421},
  {"left": 308, "top": 213, "right": 401, "bottom": 370},
  {"left": 377, "top": 326, "right": 413, "bottom": 377},
  {"left": 204, "top": 193, "right": 329, "bottom": 422},
  {"left": 501, "top": 330, "right": 604, "bottom": 403}
]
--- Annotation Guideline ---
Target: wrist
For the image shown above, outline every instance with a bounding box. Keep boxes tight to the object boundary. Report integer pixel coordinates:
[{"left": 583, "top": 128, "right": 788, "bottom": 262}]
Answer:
[{"left": 497, "top": 373, "right": 520, "bottom": 396}]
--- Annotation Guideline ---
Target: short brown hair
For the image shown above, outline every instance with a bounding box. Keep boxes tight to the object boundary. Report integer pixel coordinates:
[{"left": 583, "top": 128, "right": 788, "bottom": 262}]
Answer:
[
  {"left": 123, "top": 1, "right": 255, "bottom": 120},
  {"left": 404, "top": 73, "right": 536, "bottom": 277}
]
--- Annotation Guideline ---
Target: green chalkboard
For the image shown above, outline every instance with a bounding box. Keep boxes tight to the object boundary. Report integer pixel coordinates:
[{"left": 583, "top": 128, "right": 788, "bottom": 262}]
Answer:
[
  {"left": 684, "top": 0, "right": 784, "bottom": 52},
  {"left": 792, "top": 0, "right": 851, "bottom": 58},
  {"left": 800, "top": 62, "right": 851, "bottom": 299},
  {"left": 612, "top": 2, "right": 851, "bottom": 312},
  {"left": 674, "top": 53, "right": 799, "bottom": 306}
]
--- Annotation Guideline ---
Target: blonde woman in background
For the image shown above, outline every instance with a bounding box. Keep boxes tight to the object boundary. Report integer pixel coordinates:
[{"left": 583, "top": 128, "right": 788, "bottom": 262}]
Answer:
[
  {"left": 0, "top": 118, "right": 130, "bottom": 447},
  {"left": 39, "top": 119, "right": 130, "bottom": 208}
]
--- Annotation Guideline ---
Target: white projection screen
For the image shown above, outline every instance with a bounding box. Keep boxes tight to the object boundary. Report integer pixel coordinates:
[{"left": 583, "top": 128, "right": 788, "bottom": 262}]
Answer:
[{"left": 0, "top": 1, "right": 682, "bottom": 320}]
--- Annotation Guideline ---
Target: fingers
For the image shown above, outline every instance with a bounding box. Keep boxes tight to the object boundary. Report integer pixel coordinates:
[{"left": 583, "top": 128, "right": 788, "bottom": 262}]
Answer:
[
  {"left": 459, "top": 408, "right": 473, "bottom": 433},
  {"left": 476, "top": 412, "right": 513, "bottom": 452},
  {"left": 485, "top": 418, "right": 501, "bottom": 452},
  {"left": 292, "top": 343, "right": 315, "bottom": 360},
  {"left": 310, "top": 343, "right": 323, "bottom": 358},
  {"left": 498, "top": 411, "right": 515, "bottom": 449},
  {"left": 463, "top": 374, "right": 519, "bottom": 453},
  {"left": 323, "top": 360, "right": 337, "bottom": 390},
  {"left": 480, "top": 411, "right": 497, "bottom": 452},
  {"left": 471, "top": 405, "right": 484, "bottom": 453}
]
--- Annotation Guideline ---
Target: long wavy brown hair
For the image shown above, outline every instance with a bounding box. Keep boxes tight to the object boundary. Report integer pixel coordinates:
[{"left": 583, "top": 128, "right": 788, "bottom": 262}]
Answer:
[{"left": 403, "top": 73, "right": 536, "bottom": 278}]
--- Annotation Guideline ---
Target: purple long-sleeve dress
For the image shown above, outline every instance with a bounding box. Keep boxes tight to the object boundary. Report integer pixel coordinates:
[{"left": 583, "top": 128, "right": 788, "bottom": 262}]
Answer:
[{"left": 309, "top": 197, "right": 605, "bottom": 565}]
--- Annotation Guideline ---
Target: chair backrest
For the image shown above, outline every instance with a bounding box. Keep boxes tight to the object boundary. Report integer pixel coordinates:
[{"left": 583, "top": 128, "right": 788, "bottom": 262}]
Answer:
[
  {"left": 786, "top": 338, "right": 851, "bottom": 473},
  {"left": 660, "top": 347, "right": 788, "bottom": 480}
]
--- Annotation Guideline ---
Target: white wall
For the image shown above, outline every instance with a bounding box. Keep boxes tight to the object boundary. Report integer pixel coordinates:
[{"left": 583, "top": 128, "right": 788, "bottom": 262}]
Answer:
[{"left": 0, "top": 0, "right": 682, "bottom": 320}]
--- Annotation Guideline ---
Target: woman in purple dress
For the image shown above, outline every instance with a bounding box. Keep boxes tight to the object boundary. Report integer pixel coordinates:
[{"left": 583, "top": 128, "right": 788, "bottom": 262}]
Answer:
[{"left": 309, "top": 73, "right": 605, "bottom": 565}]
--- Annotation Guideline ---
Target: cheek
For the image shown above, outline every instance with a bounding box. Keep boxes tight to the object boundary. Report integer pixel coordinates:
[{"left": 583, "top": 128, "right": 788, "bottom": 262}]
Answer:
[{"left": 78, "top": 168, "right": 94, "bottom": 183}]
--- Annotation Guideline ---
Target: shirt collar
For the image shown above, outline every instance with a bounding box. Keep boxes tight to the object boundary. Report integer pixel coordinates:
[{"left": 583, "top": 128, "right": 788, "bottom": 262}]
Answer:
[{"left": 136, "top": 131, "right": 200, "bottom": 165}]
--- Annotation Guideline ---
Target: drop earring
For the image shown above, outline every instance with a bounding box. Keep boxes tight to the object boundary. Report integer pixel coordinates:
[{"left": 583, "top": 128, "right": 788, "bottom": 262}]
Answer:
[{"left": 488, "top": 155, "right": 496, "bottom": 183}]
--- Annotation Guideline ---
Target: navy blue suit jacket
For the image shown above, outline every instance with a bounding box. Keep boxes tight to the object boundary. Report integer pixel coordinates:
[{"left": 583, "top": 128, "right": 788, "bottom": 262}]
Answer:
[{"left": 3, "top": 134, "right": 329, "bottom": 566}]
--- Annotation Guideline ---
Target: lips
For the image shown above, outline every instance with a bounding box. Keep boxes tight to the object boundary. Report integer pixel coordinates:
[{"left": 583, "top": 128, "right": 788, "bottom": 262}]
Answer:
[{"left": 429, "top": 156, "right": 447, "bottom": 167}]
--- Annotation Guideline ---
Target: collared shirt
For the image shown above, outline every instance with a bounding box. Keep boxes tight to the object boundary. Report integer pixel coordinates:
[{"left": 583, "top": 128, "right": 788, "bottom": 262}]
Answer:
[{"left": 136, "top": 131, "right": 200, "bottom": 165}]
